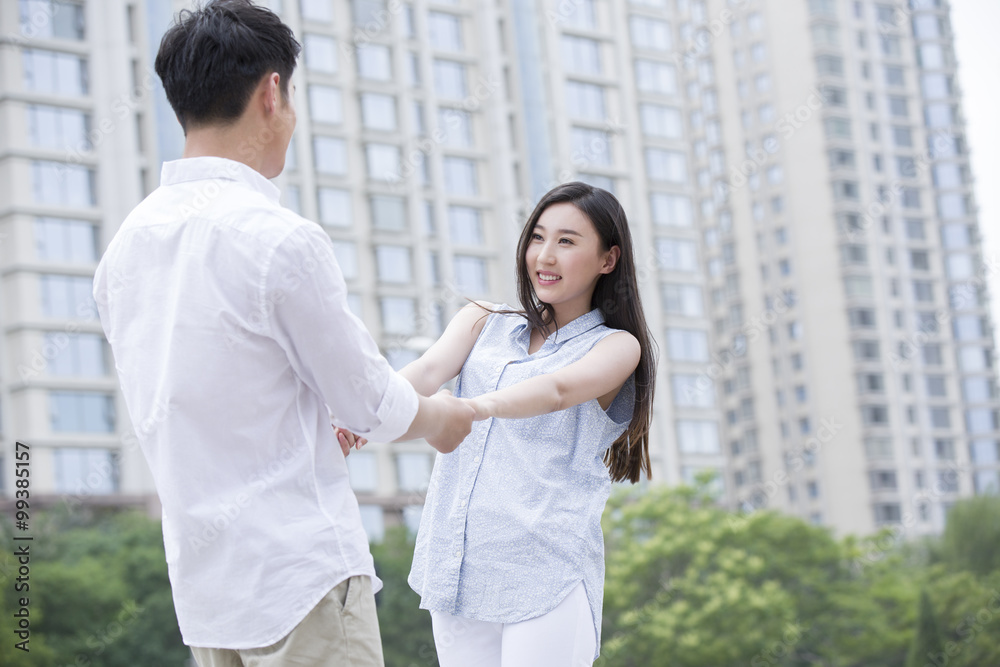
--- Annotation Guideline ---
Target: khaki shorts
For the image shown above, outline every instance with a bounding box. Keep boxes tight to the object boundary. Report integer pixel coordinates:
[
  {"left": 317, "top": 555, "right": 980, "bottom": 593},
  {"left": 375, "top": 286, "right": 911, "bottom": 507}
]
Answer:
[{"left": 191, "top": 575, "right": 384, "bottom": 667}]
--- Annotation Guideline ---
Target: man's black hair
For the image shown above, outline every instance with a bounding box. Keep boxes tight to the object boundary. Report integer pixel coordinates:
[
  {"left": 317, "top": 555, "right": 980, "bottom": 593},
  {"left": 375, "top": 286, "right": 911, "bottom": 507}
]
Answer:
[{"left": 154, "top": 0, "right": 301, "bottom": 132}]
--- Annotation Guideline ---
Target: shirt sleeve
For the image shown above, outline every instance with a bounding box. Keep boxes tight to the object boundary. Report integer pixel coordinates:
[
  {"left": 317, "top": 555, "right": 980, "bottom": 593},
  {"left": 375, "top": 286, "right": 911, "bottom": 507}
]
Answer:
[{"left": 264, "top": 222, "right": 418, "bottom": 442}]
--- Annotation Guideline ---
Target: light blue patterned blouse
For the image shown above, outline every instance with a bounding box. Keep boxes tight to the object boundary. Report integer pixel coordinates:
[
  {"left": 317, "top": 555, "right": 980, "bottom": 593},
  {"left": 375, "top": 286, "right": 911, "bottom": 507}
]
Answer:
[{"left": 408, "top": 306, "right": 635, "bottom": 657}]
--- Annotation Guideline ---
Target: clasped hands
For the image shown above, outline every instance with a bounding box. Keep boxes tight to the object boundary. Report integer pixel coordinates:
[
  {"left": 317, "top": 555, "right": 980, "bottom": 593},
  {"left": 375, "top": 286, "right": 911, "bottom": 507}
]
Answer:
[{"left": 334, "top": 392, "right": 489, "bottom": 457}]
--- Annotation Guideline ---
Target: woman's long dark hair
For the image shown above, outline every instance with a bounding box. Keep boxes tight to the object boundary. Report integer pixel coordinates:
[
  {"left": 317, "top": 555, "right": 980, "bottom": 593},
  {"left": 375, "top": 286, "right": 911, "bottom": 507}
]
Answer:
[{"left": 505, "top": 182, "right": 657, "bottom": 483}]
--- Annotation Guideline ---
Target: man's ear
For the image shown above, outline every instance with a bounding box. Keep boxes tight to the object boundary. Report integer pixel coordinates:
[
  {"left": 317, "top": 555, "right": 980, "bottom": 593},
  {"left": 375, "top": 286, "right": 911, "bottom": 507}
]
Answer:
[
  {"left": 600, "top": 245, "right": 621, "bottom": 274},
  {"left": 263, "top": 72, "right": 281, "bottom": 115}
]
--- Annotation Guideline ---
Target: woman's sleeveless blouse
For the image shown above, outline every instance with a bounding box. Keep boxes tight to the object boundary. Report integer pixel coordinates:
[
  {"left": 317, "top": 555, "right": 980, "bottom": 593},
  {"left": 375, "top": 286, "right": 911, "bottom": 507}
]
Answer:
[{"left": 408, "top": 306, "right": 635, "bottom": 657}]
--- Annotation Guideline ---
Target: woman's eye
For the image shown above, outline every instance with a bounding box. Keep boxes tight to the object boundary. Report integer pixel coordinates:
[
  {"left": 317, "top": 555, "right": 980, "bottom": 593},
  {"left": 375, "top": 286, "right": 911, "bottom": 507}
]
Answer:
[
  {"left": 559, "top": 238, "right": 573, "bottom": 244},
  {"left": 532, "top": 233, "right": 543, "bottom": 240}
]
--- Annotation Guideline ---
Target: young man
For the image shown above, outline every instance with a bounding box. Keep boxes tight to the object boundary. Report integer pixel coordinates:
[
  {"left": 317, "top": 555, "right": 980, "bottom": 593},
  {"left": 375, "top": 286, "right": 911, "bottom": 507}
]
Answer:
[{"left": 93, "top": 2, "right": 474, "bottom": 665}]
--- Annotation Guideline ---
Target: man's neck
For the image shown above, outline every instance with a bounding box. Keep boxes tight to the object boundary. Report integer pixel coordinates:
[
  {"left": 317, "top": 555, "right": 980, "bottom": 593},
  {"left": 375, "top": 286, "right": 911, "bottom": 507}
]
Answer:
[{"left": 182, "top": 123, "right": 266, "bottom": 175}]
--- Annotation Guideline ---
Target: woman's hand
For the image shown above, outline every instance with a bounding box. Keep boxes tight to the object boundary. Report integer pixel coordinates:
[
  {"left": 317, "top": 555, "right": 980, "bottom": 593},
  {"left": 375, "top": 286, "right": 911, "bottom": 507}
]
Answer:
[
  {"left": 333, "top": 426, "right": 367, "bottom": 457},
  {"left": 463, "top": 397, "right": 491, "bottom": 422}
]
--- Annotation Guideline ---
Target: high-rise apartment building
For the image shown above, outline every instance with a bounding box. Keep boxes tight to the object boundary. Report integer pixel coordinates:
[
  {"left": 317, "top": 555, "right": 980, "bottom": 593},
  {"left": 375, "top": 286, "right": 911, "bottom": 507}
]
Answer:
[{"left": 1, "top": 0, "right": 996, "bottom": 539}]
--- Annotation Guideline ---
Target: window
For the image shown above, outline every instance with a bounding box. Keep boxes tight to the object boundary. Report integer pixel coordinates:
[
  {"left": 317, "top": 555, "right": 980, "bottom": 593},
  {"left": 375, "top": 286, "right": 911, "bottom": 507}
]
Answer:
[
  {"left": 566, "top": 81, "right": 606, "bottom": 121},
  {"left": 443, "top": 157, "right": 477, "bottom": 196},
  {"left": 27, "top": 104, "right": 89, "bottom": 151},
  {"left": 639, "top": 104, "right": 682, "bottom": 139},
  {"left": 448, "top": 206, "right": 482, "bottom": 245},
  {"left": 562, "top": 35, "right": 601, "bottom": 75},
  {"left": 352, "top": 0, "right": 385, "bottom": 26},
  {"left": 358, "top": 505, "right": 385, "bottom": 542},
  {"left": 50, "top": 390, "right": 114, "bottom": 432},
  {"left": 816, "top": 55, "right": 843, "bottom": 76},
  {"left": 40, "top": 274, "right": 94, "bottom": 319},
  {"left": 967, "top": 409, "right": 999, "bottom": 434},
  {"left": 853, "top": 340, "right": 880, "bottom": 361},
  {"left": 824, "top": 117, "right": 851, "bottom": 139},
  {"left": 870, "top": 470, "right": 897, "bottom": 491},
  {"left": 635, "top": 60, "right": 677, "bottom": 95},
  {"left": 925, "top": 103, "right": 954, "bottom": 128},
  {"left": 923, "top": 344, "right": 943, "bottom": 365},
  {"left": 656, "top": 238, "right": 698, "bottom": 272},
  {"left": 331, "top": 241, "right": 358, "bottom": 280},
  {"left": 366, "top": 143, "right": 401, "bottom": 182},
  {"left": 663, "top": 284, "right": 702, "bottom": 317},
  {"left": 346, "top": 451, "right": 378, "bottom": 492},
  {"left": 360, "top": 93, "right": 396, "bottom": 131},
  {"left": 563, "top": 0, "right": 596, "bottom": 26},
  {"left": 318, "top": 188, "right": 351, "bottom": 227},
  {"left": 921, "top": 73, "right": 951, "bottom": 99},
  {"left": 300, "top": 0, "right": 334, "bottom": 22},
  {"left": 858, "top": 373, "right": 884, "bottom": 394},
  {"left": 309, "top": 85, "right": 342, "bottom": 124},
  {"left": 35, "top": 217, "right": 97, "bottom": 262},
  {"left": 303, "top": 34, "right": 337, "bottom": 73},
  {"left": 645, "top": 149, "right": 687, "bottom": 182},
  {"left": 396, "top": 452, "right": 433, "bottom": 492},
  {"left": 630, "top": 16, "right": 671, "bottom": 51},
  {"left": 370, "top": 195, "right": 406, "bottom": 230},
  {"left": 375, "top": 245, "right": 412, "bottom": 283},
  {"left": 862, "top": 405, "right": 889, "bottom": 426},
  {"left": 19, "top": 0, "right": 85, "bottom": 40},
  {"left": 313, "top": 136, "right": 347, "bottom": 175},
  {"left": 667, "top": 329, "right": 708, "bottom": 362},
  {"left": 23, "top": 48, "right": 87, "bottom": 95},
  {"left": 437, "top": 108, "right": 472, "bottom": 147},
  {"left": 454, "top": 255, "right": 488, "bottom": 294},
  {"left": 431, "top": 60, "right": 466, "bottom": 99},
  {"left": 44, "top": 332, "right": 106, "bottom": 376},
  {"left": 954, "top": 316, "right": 985, "bottom": 341},
  {"left": 884, "top": 66, "right": 904, "bottom": 87},
  {"left": 380, "top": 297, "right": 416, "bottom": 335},
  {"left": 750, "top": 43, "right": 766, "bottom": 62},
  {"left": 571, "top": 127, "right": 612, "bottom": 166},
  {"left": 650, "top": 194, "right": 692, "bottom": 227},
  {"left": 910, "top": 250, "right": 930, "bottom": 271},
  {"left": 32, "top": 161, "right": 95, "bottom": 207},
  {"left": 53, "top": 448, "right": 118, "bottom": 494},
  {"left": 913, "top": 281, "right": 934, "bottom": 303},
  {"left": 428, "top": 11, "right": 462, "bottom": 51},
  {"left": 874, "top": 504, "right": 902, "bottom": 525},
  {"left": 676, "top": 420, "right": 720, "bottom": 453},
  {"left": 357, "top": 44, "right": 392, "bottom": 80}
]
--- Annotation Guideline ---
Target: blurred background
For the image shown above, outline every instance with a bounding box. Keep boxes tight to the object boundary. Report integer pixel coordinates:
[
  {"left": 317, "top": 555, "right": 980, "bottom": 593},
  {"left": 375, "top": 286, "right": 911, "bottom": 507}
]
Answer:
[{"left": 0, "top": 0, "right": 998, "bottom": 665}]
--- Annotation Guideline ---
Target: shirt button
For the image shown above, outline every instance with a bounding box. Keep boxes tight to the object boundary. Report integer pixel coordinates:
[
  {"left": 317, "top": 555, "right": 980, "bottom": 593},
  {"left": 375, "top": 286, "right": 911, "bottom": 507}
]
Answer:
[
  {"left": 454, "top": 550, "right": 462, "bottom": 558},
  {"left": 473, "top": 455, "right": 481, "bottom": 463},
  {"left": 459, "top": 498, "right": 467, "bottom": 507}
]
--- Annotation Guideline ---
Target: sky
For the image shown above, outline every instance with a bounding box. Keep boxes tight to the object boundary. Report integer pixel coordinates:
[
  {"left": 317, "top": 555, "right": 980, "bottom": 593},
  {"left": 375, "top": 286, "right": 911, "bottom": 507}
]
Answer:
[{"left": 950, "top": 0, "right": 1000, "bottom": 349}]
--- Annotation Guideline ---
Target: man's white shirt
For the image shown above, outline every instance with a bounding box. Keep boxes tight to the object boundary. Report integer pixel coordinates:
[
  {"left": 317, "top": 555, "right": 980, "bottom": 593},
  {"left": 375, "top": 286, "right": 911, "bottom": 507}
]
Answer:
[{"left": 93, "top": 157, "right": 418, "bottom": 648}]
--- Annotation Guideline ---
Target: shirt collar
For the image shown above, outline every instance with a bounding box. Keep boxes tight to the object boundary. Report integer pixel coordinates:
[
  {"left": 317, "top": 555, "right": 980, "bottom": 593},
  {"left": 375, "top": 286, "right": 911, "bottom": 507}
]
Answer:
[
  {"left": 160, "top": 157, "right": 281, "bottom": 204},
  {"left": 510, "top": 307, "right": 606, "bottom": 346}
]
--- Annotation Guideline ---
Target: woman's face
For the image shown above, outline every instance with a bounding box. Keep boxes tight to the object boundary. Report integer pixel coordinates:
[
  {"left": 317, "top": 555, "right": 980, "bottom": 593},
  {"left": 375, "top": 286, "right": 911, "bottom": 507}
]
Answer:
[{"left": 524, "top": 202, "right": 619, "bottom": 311}]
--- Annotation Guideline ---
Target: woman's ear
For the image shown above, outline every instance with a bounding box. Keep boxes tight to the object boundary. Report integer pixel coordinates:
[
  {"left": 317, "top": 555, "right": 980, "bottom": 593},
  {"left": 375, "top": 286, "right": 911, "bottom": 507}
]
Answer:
[{"left": 600, "top": 245, "right": 621, "bottom": 274}]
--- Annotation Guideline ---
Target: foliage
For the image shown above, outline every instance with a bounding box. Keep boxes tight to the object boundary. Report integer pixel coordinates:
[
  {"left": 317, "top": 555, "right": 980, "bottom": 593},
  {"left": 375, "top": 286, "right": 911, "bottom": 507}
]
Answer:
[
  {"left": 0, "top": 507, "right": 189, "bottom": 667},
  {"left": 371, "top": 526, "right": 438, "bottom": 667},
  {"left": 936, "top": 495, "right": 1000, "bottom": 577},
  {"left": 597, "top": 483, "right": 999, "bottom": 667},
  {"left": 2, "top": 489, "right": 998, "bottom": 666}
]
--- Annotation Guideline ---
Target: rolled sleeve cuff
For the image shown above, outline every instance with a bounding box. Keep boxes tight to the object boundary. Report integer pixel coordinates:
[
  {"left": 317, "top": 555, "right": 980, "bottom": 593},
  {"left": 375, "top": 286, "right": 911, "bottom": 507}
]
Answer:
[{"left": 360, "top": 371, "right": 419, "bottom": 443}]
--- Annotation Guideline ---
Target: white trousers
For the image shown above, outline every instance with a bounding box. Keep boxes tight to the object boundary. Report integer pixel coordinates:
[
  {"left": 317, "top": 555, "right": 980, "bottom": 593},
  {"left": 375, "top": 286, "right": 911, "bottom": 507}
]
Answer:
[{"left": 430, "top": 582, "right": 596, "bottom": 667}]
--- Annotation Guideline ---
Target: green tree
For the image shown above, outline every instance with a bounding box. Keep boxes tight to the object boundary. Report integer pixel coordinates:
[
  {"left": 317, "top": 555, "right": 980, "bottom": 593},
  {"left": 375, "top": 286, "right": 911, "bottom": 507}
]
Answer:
[
  {"left": 937, "top": 495, "right": 1000, "bottom": 577},
  {"left": 906, "top": 590, "right": 944, "bottom": 667},
  {"left": 370, "top": 526, "right": 438, "bottom": 667},
  {"left": 2, "top": 508, "right": 189, "bottom": 667},
  {"left": 598, "top": 484, "right": 916, "bottom": 667}
]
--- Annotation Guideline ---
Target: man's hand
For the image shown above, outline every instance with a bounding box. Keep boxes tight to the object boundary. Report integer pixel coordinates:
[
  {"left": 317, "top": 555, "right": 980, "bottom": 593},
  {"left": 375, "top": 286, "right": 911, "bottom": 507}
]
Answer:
[
  {"left": 333, "top": 426, "right": 367, "bottom": 457},
  {"left": 423, "top": 390, "right": 475, "bottom": 453}
]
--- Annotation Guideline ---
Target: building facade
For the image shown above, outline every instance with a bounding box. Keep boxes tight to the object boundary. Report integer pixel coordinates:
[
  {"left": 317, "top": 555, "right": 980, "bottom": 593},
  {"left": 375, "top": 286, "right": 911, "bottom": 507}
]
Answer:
[{"left": 0, "top": 0, "right": 996, "bottom": 538}]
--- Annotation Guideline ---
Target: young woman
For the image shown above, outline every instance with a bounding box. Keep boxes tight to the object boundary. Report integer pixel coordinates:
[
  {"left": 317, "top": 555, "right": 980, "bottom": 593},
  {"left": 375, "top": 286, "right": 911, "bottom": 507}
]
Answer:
[{"left": 338, "top": 182, "right": 656, "bottom": 665}]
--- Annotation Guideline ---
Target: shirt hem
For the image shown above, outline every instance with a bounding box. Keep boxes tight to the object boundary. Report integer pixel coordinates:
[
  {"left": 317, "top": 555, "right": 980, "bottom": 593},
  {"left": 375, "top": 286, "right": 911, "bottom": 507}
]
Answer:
[{"left": 180, "top": 571, "right": 378, "bottom": 650}]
